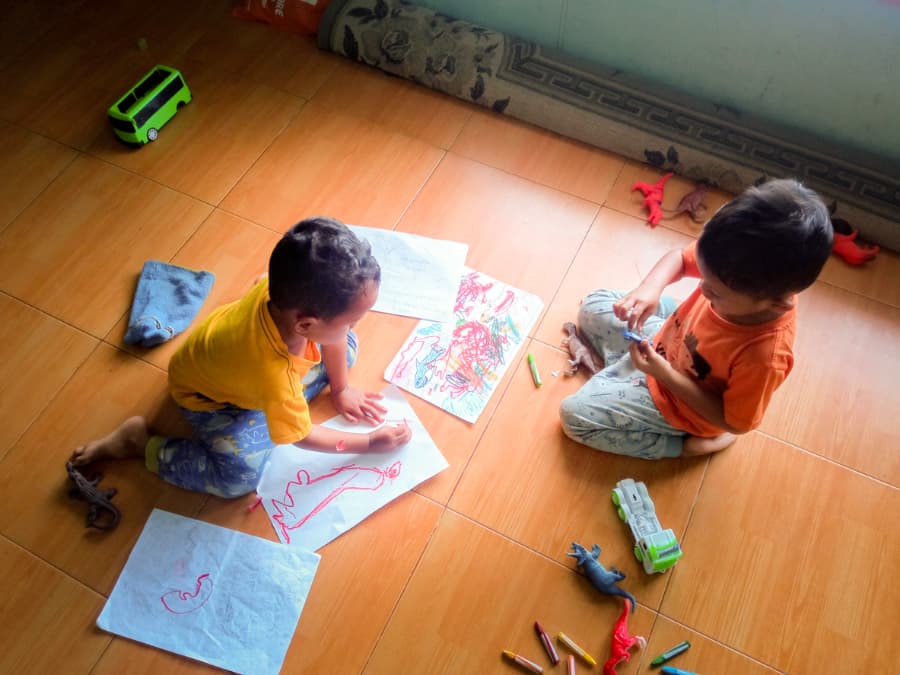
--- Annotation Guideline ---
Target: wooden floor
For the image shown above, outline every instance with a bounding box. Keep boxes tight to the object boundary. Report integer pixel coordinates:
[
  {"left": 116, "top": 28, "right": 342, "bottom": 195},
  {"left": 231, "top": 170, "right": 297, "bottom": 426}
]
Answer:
[{"left": 1, "top": 2, "right": 898, "bottom": 674}]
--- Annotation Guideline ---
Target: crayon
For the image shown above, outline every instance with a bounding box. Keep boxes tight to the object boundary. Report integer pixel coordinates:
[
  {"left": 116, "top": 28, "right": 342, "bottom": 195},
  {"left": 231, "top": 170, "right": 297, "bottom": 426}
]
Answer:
[
  {"left": 566, "top": 654, "right": 576, "bottom": 675},
  {"left": 660, "top": 667, "right": 699, "bottom": 675},
  {"left": 527, "top": 353, "right": 542, "bottom": 387},
  {"left": 502, "top": 649, "right": 543, "bottom": 674},
  {"left": 556, "top": 632, "right": 597, "bottom": 666},
  {"left": 533, "top": 620, "right": 559, "bottom": 664},
  {"left": 651, "top": 640, "right": 691, "bottom": 666}
]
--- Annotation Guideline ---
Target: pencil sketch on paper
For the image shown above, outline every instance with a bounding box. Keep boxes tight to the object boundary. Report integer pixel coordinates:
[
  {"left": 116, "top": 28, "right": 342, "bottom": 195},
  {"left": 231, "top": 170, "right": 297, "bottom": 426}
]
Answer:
[
  {"left": 347, "top": 225, "right": 468, "bottom": 322},
  {"left": 385, "top": 269, "right": 543, "bottom": 423},
  {"left": 269, "top": 462, "right": 403, "bottom": 544},
  {"left": 161, "top": 573, "right": 213, "bottom": 614}
]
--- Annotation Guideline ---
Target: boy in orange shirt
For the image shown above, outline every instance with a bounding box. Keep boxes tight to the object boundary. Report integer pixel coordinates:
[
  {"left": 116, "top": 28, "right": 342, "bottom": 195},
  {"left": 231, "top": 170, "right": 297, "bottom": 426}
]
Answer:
[
  {"left": 560, "top": 179, "right": 833, "bottom": 458},
  {"left": 72, "top": 217, "right": 411, "bottom": 496}
]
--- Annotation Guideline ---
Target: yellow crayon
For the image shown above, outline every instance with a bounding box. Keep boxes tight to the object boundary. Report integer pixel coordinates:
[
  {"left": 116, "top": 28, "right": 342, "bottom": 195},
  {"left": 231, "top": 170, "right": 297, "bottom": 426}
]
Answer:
[
  {"left": 502, "top": 649, "right": 543, "bottom": 674},
  {"left": 557, "top": 632, "right": 597, "bottom": 666}
]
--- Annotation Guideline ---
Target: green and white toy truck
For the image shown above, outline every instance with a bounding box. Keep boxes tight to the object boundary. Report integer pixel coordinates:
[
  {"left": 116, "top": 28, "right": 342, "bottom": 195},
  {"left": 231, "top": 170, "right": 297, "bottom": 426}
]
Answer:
[
  {"left": 107, "top": 65, "right": 191, "bottom": 145},
  {"left": 612, "top": 478, "right": 682, "bottom": 574}
]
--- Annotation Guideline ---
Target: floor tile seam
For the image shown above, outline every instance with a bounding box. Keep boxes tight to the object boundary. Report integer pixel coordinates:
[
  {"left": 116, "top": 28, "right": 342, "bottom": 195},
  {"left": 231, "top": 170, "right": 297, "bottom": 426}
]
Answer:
[
  {"left": 0, "top": 529, "right": 109, "bottom": 601},
  {"left": 656, "top": 456, "right": 711, "bottom": 619},
  {"left": 359, "top": 501, "right": 448, "bottom": 674},
  {"left": 77, "top": 151, "right": 219, "bottom": 210},
  {"left": 651, "top": 610, "right": 787, "bottom": 674},
  {"left": 443, "top": 147, "right": 610, "bottom": 207},
  {"left": 814, "top": 275, "right": 900, "bottom": 311},
  {"left": 389, "top": 149, "right": 449, "bottom": 232},
  {"left": 440, "top": 506, "right": 653, "bottom": 616},
  {"left": 96, "top": 337, "right": 170, "bottom": 376},
  {"left": 527, "top": 211, "right": 601, "bottom": 341},
  {"left": 306, "top": 75, "right": 467, "bottom": 152},
  {"left": 213, "top": 95, "right": 311, "bottom": 209},
  {"left": 0, "top": 126, "right": 80, "bottom": 237},
  {"left": 0, "top": 289, "right": 103, "bottom": 342},
  {"left": 441, "top": 348, "right": 533, "bottom": 508},
  {"left": 754, "top": 429, "right": 899, "bottom": 491},
  {"left": 0, "top": 324, "right": 102, "bottom": 464}
]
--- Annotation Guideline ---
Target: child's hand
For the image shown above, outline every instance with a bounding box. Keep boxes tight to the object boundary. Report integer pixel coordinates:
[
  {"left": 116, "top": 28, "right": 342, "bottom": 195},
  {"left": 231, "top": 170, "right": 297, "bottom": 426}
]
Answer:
[
  {"left": 614, "top": 287, "right": 661, "bottom": 331},
  {"left": 628, "top": 339, "right": 668, "bottom": 379},
  {"left": 331, "top": 386, "right": 388, "bottom": 425},
  {"left": 367, "top": 422, "right": 412, "bottom": 452}
]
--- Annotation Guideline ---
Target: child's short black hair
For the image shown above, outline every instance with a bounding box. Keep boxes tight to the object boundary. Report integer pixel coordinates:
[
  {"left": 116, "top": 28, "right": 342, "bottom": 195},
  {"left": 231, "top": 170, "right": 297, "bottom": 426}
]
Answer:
[
  {"left": 697, "top": 179, "right": 833, "bottom": 298},
  {"left": 268, "top": 217, "right": 380, "bottom": 319}
]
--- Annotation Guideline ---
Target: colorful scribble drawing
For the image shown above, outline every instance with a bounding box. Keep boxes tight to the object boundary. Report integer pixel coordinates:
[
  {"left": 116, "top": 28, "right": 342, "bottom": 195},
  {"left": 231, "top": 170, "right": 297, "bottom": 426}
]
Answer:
[
  {"left": 269, "top": 462, "right": 402, "bottom": 544},
  {"left": 161, "top": 573, "right": 213, "bottom": 614},
  {"left": 386, "top": 270, "right": 543, "bottom": 423}
]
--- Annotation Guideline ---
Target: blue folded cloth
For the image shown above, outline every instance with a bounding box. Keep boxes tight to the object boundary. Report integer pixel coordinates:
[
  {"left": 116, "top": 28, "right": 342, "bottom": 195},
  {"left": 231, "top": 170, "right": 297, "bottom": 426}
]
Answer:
[{"left": 124, "top": 260, "right": 215, "bottom": 347}]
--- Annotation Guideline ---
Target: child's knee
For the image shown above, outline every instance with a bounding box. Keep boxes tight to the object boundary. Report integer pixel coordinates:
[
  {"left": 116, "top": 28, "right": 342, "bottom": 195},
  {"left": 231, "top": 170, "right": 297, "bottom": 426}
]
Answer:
[{"left": 578, "top": 290, "right": 624, "bottom": 338}]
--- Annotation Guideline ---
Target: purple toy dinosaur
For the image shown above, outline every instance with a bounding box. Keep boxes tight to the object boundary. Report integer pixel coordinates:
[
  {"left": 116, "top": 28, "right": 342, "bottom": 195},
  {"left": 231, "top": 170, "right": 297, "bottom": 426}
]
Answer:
[{"left": 568, "top": 542, "right": 636, "bottom": 612}]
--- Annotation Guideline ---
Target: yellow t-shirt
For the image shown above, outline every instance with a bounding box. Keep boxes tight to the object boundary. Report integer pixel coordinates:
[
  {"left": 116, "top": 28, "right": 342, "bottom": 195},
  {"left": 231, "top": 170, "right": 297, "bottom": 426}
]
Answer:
[{"left": 168, "top": 280, "right": 321, "bottom": 444}]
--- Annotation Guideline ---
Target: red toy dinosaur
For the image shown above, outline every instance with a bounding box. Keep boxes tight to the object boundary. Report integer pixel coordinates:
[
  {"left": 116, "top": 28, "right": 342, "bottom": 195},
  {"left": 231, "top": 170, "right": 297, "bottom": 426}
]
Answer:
[
  {"left": 603, "top": 598, "right": 646, "bottom": 675},
  {"left": 631, "top": 172, "right": 674, "bottom": 227},
  {"left": 828, "top": 201, "right": 879, "bottom": 265}
]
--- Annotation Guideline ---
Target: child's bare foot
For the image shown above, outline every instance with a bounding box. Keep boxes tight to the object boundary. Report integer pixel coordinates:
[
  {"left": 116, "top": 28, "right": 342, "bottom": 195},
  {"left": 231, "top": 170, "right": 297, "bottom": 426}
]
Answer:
[
  {"left": 70, "top": 416, "right": 149, "bottom": 465},
  {"left": 682, "top": 432, "right": 737, "bottom": 456}
]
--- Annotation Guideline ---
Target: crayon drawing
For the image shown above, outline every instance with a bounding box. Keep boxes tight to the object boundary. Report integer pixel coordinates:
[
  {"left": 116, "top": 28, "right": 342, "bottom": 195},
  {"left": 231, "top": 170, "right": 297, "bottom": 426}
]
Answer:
[
  {"left": 385, "top": 269, "right": 543, "bottom": 423},
  {"left": 270, "top": 461, "right": 402, "bottom": 544},
  {"left": 257, "top": 385, "right": 448, "bottom": 550},
  {"left": 160, "top": 572, "right": 213, "bottom": 614},
  {"left": 98, "top": 509, "right": 319, "bottom": 675}
]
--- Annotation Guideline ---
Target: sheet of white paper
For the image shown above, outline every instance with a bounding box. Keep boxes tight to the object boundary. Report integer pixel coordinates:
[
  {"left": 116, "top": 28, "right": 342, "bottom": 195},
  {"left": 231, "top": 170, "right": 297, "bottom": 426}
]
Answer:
[
  {"left": 256, "top": 384, "right": 448, "bottom": 550},
  {"left": 97, "top": 509, "right": 319, "bottom": 675},
  {"left": 348, "top": 225, "right": 468, "bottom": 322},
  {"left": 384, "top": 268, "right": 544, "bottom": 423}
]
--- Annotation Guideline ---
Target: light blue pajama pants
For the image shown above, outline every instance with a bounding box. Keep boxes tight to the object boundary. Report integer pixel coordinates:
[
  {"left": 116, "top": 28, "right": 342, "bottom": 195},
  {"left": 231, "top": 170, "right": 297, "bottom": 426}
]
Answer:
[
  {"left": 559, "top": 290, "right": 686, "bottom": 459},
  {"left": 146, "top": 331, "right": 358, "bottom": 498}
]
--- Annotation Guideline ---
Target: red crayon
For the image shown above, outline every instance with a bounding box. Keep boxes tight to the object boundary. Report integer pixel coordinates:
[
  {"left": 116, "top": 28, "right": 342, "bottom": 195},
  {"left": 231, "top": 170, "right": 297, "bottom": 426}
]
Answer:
[
  {"left": 567, "top": 654, "right": 576, "bottom": 675},
  {"left": 534, "top": 620, "right": 560, "bottom": 665}
]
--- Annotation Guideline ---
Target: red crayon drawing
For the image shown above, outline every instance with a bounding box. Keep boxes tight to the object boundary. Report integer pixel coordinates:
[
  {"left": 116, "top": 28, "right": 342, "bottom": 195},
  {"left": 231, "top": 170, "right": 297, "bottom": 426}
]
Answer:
[
  {"left": 161, "top": 573, "right": 213, "bottom": 614},
  {"left": 269, "top": 462, "right": 402, "bottom": 544}
]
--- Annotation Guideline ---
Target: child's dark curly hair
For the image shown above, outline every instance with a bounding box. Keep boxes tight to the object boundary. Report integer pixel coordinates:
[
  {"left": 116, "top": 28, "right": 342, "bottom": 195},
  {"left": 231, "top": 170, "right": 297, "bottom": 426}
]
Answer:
[
  {"left": 697, "top": 179, "right": 833, "bottom": 298},
  {"left": 268, "top": 217, "right": 381, "bottom": 319}
]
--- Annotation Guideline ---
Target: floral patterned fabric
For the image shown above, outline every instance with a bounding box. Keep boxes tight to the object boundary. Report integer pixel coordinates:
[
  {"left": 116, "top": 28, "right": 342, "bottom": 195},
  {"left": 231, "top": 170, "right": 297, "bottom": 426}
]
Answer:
[{"left": 319, "top": 0, "right": 900, "bottom": 250}]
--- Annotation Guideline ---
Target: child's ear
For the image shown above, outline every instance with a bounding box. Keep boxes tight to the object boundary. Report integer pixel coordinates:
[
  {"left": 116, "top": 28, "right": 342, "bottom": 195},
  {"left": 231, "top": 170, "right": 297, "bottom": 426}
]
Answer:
[
  {"left": 769, "top": 295, "right": 795, "bottom": 312},
  {"left": 292, "top": 313, "right": 319, "bottom": 336}
]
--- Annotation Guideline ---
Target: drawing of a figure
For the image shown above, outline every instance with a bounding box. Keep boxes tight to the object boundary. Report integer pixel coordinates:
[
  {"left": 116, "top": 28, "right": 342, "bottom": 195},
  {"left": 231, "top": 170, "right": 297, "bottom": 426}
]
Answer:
[{"left": 270, "top": 462, "right": 402, "bottom": 544}]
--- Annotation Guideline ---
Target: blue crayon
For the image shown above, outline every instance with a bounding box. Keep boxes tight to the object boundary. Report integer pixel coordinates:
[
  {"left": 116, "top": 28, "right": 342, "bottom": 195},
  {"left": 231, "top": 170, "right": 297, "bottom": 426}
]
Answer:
[
  {"left": 623, "top": 328, "right": 653, "bottom": 347},
  {"left": 660, "top": 666, "right": 699, "bottom": 675}
]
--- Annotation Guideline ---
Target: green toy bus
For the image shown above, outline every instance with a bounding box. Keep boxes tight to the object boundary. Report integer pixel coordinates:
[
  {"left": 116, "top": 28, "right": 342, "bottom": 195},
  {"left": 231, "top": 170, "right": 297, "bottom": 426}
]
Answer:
[{"left": 107, "top": 65, "right": 191, "bottom": 145}]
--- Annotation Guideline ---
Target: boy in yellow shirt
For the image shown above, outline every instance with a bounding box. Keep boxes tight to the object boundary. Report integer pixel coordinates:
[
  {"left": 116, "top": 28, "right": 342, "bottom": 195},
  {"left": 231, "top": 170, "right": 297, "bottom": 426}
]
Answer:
[{"left": 72, "top": 217, "right": 411, "bottom": 497}]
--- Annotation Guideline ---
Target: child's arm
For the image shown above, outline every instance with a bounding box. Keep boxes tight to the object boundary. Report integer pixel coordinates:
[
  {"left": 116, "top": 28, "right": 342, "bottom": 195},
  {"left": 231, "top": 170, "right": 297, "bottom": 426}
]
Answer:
[
  {"left": 297, "top": 422, "right": 412, "bottom": 453},
  {"left": 629, "top": 340, "right": 740, "bottom": 433},
  {"left": 321, "top": 342, "right": 388, "bottom": 425},
  {"left": 613, "top": 249, "right": 685, "bottom": 331}
]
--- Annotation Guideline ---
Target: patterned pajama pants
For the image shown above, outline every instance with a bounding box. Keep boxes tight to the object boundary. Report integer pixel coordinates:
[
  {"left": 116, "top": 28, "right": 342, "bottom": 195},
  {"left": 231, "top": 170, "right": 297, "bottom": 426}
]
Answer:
[
  {"left": 145, "top": 332, "right": 358, "bottom": 498},
  {"left": 558, "top": 290, "right": 686, "bottom": 459}
]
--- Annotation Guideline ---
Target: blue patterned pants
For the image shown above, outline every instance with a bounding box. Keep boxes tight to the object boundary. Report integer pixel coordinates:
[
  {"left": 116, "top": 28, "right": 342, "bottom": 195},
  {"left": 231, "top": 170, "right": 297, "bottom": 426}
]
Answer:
[
  {"left": 147, "top": 332, "right": 358, "bottom": 497},
  {"left": 559, "top": 291, "right": 686, "bottom": 459}
]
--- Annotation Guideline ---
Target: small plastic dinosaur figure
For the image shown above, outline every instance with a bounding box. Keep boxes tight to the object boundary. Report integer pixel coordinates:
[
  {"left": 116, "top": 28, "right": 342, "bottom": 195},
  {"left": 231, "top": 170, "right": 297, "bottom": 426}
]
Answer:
[
  {"left": 663, "top": 182, "right": 710, "bottom": 223},
  {"left": 562, "top": 322, "right": 599, "bottom": 375},
  {"left": 602, "top": 598, "right": 646, "bottom": 675},
  {"left": 631, "top": 172, "right": 674, "bottom": 226},
  {"left": 568, "top": 542, "right": 637, "bottom": 611},
  {"left": 65, "top": 461, "right": 120, "bottom": 531}
]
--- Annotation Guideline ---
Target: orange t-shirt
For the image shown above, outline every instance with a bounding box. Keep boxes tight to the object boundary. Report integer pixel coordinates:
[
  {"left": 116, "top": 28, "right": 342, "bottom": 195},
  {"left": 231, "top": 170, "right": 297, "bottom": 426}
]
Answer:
[
  {"left": 647, "top": 242, "right": 795, "bottom": 436},
  {"left": 168, "top": 280, "right": 321, "bottom": 444}
]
